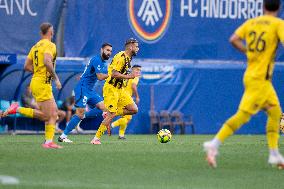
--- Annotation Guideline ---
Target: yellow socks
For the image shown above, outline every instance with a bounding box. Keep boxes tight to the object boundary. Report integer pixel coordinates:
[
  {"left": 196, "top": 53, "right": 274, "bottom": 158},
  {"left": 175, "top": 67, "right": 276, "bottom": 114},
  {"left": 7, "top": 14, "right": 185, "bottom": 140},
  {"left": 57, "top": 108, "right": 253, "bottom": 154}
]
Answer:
[
  {"left": 216, "top": 110, "right": 251, "bottom": 142},
  {"left": 266, "top": 106, "right": 281, "bottom": 149},
  {"left": 112, "top": 117, "right": 128, "bottom": 136},
  {"left": 215, "top": 123, "right": 234, "bottom": 143},
  {"left": 112, "top": 119, "right": 121, "bottom": 128},
  {"left": 45, "top": 124, "right": 55, "bottom": 142},
  {"left": 118, "top": 118, "right": 128, "bottom": 137},
  {"left": 95, "top": 124, "right": 107, "bottom": 139},
  {"left": 18, "top": 107, "right": 34, "bottom": 118},
  {"left": 267, "top": 132, "right": 279, "bottom": 149},
  {"left": 119, "top": 124, "right": 127, "bottom": 137}
]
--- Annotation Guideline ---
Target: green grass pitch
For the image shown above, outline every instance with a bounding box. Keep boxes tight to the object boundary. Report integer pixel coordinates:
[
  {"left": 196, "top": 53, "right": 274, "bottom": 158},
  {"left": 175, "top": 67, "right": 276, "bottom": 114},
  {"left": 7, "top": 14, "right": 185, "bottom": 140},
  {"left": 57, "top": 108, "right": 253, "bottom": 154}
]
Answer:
[{"left": 0, "top": 135, "right": 284, "bottom": 189}]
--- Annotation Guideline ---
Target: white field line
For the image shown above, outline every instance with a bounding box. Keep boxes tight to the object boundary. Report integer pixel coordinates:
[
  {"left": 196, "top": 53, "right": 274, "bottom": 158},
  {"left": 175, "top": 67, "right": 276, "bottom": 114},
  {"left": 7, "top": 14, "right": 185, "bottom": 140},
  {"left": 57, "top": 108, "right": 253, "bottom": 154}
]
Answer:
[{"left": 0, "top": 175, "right": 19, "bottom": 185}]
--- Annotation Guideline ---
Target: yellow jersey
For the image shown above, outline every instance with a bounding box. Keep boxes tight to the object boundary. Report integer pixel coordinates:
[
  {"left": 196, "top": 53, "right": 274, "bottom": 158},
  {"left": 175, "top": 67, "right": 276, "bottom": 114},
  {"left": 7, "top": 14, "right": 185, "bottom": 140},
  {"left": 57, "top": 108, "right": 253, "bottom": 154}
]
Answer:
[
  {"left": 125, "top": 77, "right": 139, "bottom": 96},
  {"left": 106, "top": 51, "right": 132, "bottom": 89},
  {"left": 235, "top": 15, "right": 284, "bottom": 80},
  {"left": 27, "top": 39, "right": 57, "bottom": 84}
]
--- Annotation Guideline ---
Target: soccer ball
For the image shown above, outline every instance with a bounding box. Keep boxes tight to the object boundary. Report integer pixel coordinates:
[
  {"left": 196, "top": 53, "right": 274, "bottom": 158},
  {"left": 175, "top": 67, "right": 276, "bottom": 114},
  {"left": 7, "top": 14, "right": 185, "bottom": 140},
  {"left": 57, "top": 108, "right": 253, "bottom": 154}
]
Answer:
[{"left": 157, "top": 129, "right": 172, "bottom": 143}]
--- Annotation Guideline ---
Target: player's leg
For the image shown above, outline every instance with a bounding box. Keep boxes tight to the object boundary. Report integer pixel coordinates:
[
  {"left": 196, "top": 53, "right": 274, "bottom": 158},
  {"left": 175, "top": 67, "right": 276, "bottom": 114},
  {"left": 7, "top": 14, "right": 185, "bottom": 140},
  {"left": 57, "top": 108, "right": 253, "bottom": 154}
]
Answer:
[
  {"left": 91, "top": 86, "right": 118, "bottom": 144},
  {"left": 58, "top": 108, "right": 84, "bottom": 142},
  {"left": 111, "top": 115, "right": 132, "bottom": 139},
  {"left": 26, "top": 80, "right": 62, "bottom": 148},
  {"left": 91, "top": 111, "right": 116, "bottom": 144},
  {"left": 85, "top": 107, "right": 103, "bottom": 118},
  {"left": 203, "top": 82, "right": 261, "bottom": 167},
  {"left": 57, "top": 110, "right": 66, "bottom": 123},
  {"left": 110, "top": 92, "right": 137, "bottom": 139},
  {"left": 37, "top": 98, "right": 62, "bottom": 149},
  {"left": 4, "top": 80, "right": 54, "bottom": 121},
  {"left": 83, "top": 94, "right": 111, "bottom": 135},
  {"left": 264, "top": 86, "right": 284, "bottom": 168},
  {"left": 265, "top": 104, "right": 283, "bottom": 167},
  {"left": 3, "top": 102, "right": 49, "bottom": 121},
  {"left": 84, "top": 93, "right": 105, "bottom": 118},
  {"left": 118, "top": 103, "right": 138, "bottom": 116},
  {"left": 65, "top": 109, "right": 72, "bottom": 123},
  {"left": 111, "top": 117, "right": 126, "bottom": 128},
  {"left": 116, "top": 90, "right": 138, "bottom": 116},
  {"left": 203, "top": 109, "right": 252, "bottom": 167},
  {"left": 55, "top": 110, "right": 66, "bottom": 133},
  {"left": 58, "top": 86, "right": 86, "bottom": 143},
  {"left": 110, "top": 90, "right": 137, "bottom": 136},
  {"left": 118, "top": 115, "right": 132, "bottom": 139},
  {"left": 216, "top": 110, "right": 251, "bottom": 142}
]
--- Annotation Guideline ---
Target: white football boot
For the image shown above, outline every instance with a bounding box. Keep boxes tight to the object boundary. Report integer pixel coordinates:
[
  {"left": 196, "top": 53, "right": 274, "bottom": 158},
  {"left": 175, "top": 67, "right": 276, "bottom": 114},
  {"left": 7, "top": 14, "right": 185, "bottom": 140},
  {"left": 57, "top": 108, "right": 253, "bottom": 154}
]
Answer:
[
  {"left": 268, "top": 153, "right": 284, "bottom": 169},
  {"left": 203, "top": 141, "right": 218, "bottom": 168},
  {"left": 58, "top": 136, "right": 73, "bottom": 143}
]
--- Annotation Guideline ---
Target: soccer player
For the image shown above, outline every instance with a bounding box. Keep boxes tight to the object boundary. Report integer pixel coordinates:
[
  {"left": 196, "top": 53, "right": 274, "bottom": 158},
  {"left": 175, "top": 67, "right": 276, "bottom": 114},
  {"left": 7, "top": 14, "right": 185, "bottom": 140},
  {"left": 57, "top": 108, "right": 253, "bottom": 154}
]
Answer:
[
  {"left": 90, "top": 38, "right": 140, "bottom": 144},
  {"left": 3, "top": 22, "right": 63, "bottom": 148},
  {"left": 110, "top": 65, "right": 142, "bottom": 139},
  {"left": 20, "top": 84, "right": 66, "bottom": 133},
  {"left": 203, "top": 0, "right": 284, "bottom": 168},
  {"left": 57, "top": 43, "right": 112, "bottom": 143}
]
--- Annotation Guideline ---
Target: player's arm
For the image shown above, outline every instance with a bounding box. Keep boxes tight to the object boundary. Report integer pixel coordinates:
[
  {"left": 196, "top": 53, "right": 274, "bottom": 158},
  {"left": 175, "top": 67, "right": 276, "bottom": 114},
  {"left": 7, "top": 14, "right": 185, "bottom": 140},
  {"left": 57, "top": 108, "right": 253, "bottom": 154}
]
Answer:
[
  {"left": 44, "top": 53, "right": 61, "bottom": 89},
  {"left": 229, "top": 34, "right": 247, "bottom": 54},
  {"left": 96, "top": 73, "right": 108, "bottom": 80},
  {"left": 229, "top": 21, "right": 247, "bottom": 54},
  {"left": 24, "top": 57, "right": 33, "bottom": 72},
  {"left": 111, "top": 55, "right": 140, "bottom": 79},
  {"left": 92, "top": 59, "right": 109, "bottom": 80},
  {"left": 24, "top": 49, "right": 34, "bottom": 72},
  {"left": 277, "top": 21, "right": 284, "bottom": 46},
  {"left": 111, "top": 70, "right": 139, "bottom": 79},
  {"left": 132, "top": 82, "right": 140, "bottom": 104}
]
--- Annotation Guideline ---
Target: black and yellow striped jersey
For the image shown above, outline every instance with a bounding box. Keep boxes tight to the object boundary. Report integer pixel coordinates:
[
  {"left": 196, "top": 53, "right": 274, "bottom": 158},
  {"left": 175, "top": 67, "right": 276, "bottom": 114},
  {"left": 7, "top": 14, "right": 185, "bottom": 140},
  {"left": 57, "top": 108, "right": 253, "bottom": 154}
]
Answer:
[{"left": 106, "top": 51, "right": 132, "bottom": 89}]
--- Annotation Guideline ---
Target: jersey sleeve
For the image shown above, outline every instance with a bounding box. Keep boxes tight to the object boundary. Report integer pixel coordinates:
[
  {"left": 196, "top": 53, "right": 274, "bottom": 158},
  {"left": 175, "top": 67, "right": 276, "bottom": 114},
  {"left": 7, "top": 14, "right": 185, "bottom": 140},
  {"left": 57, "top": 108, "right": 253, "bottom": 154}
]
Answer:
[
  {"left": 132, "top": 77, "right": 139, "bottom": 85},
  {"left": 235, "top": 21, "right": 248, "bottom": 39},
  {"left": 92, "top": 58, "right": 104, "bottom": 74},
  {"left": 44, "top": 43, "right": 55, "bottom": 57},
  {"left": 101, "top": 63, "right": 108, "bottom": 74},
  {"left": 277, "top": 20, "right": 284, "bottom": 45}
]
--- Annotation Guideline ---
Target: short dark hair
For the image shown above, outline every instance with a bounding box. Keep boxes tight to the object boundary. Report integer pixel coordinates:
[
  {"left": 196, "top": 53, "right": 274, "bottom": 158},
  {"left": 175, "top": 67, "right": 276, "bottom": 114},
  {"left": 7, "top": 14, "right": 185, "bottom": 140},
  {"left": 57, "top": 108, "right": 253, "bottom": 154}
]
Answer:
[
  {"left": 40, "top": 22, "right": 53, "bottom": 35},
  {"left": 101, "top": 43, "right": 112, "bottom": 49},
  {"left": 264, "top": 0, "right": 280, "bottom": 11},
  {"left": 125, "top": 38, "right": 138, "bottom": 46},
  {"left": 132, "top": 65, "right": 141, "bottom": 68}
]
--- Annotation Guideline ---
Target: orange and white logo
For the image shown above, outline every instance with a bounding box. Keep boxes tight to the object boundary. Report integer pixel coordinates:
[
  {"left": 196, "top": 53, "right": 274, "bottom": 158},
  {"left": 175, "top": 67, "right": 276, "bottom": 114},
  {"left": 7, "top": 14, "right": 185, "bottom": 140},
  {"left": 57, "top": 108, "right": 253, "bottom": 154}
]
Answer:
[{"left": 127, "top": 0, "right": 172, "bottom": 43}]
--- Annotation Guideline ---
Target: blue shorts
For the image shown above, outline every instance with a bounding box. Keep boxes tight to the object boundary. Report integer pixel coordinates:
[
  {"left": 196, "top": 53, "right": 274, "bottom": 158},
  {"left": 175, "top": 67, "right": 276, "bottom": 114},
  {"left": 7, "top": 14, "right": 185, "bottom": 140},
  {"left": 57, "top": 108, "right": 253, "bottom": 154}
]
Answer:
[{"left": 74, "top": 84, "right": 103, "bottom": 108}]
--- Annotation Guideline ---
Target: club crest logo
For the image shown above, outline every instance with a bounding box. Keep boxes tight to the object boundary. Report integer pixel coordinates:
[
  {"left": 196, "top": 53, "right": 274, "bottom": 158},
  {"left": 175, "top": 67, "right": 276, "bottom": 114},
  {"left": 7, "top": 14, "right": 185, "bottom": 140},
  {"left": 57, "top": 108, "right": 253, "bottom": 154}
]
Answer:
[{"left": 127, "top": 0, "right": 172, "bottom": 43}]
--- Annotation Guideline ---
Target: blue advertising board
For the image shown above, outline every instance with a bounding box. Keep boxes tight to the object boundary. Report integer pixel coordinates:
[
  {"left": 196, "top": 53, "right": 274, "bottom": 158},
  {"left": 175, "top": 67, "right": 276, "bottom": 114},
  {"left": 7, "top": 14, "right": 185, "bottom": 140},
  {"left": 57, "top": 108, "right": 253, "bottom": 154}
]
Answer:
[
  {"left": 64, "top": 0, "right": 284, "bottom": 60},
  {"left": 1, "top": 0, "right": 284, "bottom": 60},
  {"left": 0, "top": 0, "right": 64, "bottom": 55},
  {"left": 0, "top": 54, "right": 16, "bottom": 64}
]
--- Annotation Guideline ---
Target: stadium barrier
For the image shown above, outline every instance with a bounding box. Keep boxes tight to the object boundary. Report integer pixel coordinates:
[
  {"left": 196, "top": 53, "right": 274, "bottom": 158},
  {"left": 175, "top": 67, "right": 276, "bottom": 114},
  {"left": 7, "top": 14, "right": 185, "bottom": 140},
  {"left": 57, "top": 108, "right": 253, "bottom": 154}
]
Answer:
[{"left": 1, "top": 57, "right": 284, "bottom": 134}]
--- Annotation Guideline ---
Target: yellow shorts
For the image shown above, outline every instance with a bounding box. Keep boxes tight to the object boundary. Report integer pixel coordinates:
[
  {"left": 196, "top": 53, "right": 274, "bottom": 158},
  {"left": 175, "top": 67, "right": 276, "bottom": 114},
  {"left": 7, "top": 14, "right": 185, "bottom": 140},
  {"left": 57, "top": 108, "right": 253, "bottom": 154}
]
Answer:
[
  {"left": 239, "top": 77, "right": 280, "bottom": 114},
  {"left": 103, "top": 83, "right": 134, "bottom": 114},
  {"left": 30, "top": 78, "right": 53, "bottom": 102}
]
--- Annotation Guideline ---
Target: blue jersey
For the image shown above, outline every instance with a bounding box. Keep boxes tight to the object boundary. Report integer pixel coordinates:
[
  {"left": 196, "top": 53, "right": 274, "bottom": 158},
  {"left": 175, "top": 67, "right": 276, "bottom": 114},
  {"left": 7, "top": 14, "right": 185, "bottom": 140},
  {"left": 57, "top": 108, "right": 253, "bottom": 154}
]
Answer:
[{"left": 79, "top": 55, "right": 107, "bottom": 90}]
